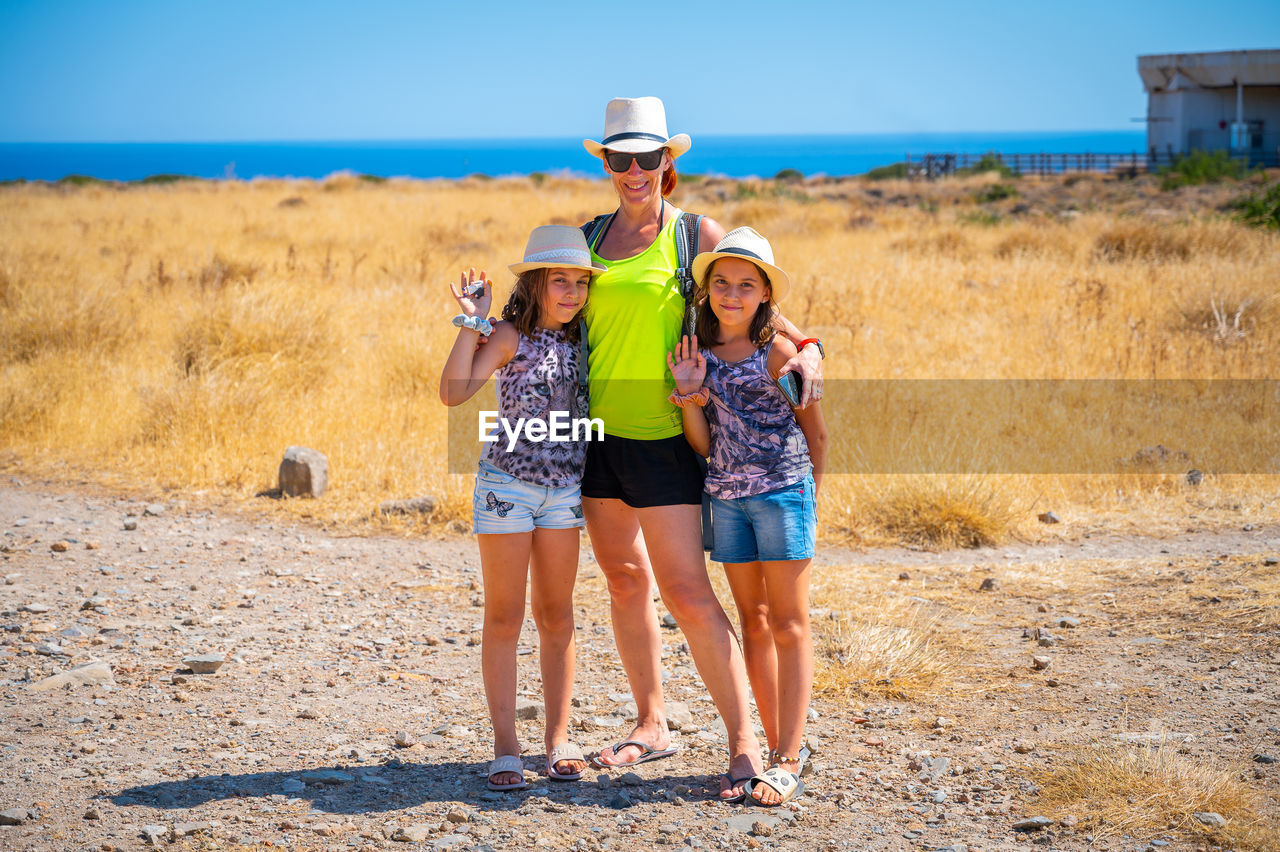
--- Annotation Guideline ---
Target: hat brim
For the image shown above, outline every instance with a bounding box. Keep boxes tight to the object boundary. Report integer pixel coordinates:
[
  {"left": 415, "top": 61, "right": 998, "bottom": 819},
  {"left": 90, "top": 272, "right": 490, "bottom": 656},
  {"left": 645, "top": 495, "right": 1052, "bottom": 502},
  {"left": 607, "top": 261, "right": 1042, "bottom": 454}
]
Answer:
[
  {"left": 692, "top": 251, "right": 791, "bottom": 303},
  {"left": 583, "top": 133, "right": 691, "bottom": 160},
  {"left": 507, "top": 260, "right": 606, "bottom": 276}
]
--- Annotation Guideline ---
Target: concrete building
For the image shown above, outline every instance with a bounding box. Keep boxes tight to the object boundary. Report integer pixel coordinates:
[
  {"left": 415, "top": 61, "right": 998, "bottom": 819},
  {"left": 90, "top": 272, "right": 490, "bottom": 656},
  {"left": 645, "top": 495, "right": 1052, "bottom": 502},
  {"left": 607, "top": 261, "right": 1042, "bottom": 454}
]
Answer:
[{"left": 1139, "top": 49, "right": 1280, "bottom": 164}]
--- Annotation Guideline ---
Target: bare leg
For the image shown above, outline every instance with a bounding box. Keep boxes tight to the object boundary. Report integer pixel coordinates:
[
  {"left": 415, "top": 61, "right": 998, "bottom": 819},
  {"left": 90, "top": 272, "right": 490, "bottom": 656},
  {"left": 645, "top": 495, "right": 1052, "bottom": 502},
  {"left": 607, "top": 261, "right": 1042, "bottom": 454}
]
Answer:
[
  {"left": 722, "top": 561, "right": 779, "bottom": 757},
  {"left": 529, "top": 526, "right": 585, "bottom": 777},
  {"left": 478, "top": 532, "right": 533, "bottom": 788},
  {"left": 634, "top": 504, "right": 762, "bottom": 798},
  {"left": 584, "top": 498, "right": 671, "bottom": 766},
  {"left": 752, "top": 557, "right": 813, "bottom": 805}
]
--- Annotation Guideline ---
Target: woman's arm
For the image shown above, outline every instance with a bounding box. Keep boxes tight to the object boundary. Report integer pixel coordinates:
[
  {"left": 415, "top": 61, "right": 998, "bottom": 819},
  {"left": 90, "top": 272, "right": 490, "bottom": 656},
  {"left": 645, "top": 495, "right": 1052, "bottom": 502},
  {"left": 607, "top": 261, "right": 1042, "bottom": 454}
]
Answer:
[{"left": 769, "top": 337, "right": 827, "bottom": 494}]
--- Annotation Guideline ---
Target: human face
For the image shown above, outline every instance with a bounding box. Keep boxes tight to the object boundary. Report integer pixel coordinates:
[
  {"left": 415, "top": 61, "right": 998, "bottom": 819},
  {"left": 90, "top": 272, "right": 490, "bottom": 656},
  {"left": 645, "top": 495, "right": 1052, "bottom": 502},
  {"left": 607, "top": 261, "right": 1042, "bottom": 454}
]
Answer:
[
  {"left": 707, "top": 257, "right": 770, "bottom": 330},
  {"left": 603, "top": 147, "right": 668, "bottom": 206},
  {"left": 539, "top": 267, "right": 591, "bottom": 329}
]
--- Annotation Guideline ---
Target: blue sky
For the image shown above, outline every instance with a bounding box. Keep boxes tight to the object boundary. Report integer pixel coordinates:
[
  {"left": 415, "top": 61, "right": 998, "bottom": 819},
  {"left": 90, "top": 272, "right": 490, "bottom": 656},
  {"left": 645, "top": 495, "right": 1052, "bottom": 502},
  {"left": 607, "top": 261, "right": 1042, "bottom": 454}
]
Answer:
[{"left": 1, "top": 0, "right": 1277, "bottom": 142}]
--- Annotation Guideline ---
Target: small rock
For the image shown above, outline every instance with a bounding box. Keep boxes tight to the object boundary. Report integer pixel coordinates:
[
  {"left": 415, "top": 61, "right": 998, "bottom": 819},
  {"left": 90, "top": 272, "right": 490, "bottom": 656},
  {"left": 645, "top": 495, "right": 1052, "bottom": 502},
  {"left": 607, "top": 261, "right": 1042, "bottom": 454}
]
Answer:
[
  {"left": 394, "top": 731, "right": 416, "bottom": 748},
  {"left": 1012, "top": 740, "right": 1035, "bottom": 754},
  {"left": 1032, "top": 656, "right": 1051, "bottom": 670},
  {"left": 378, "top": 496, "right": 438, "bottom": 517},
  {"left": 898, "top": 571, "right": 911, "bottom": 581},
  {"left": 515, "top": 697, "right": 544, "bottom": 721},
  {"left": 978, "top": 578, "right": 999, "bottom": 592},
  {"left": 1253, "top": 753, "right": 1277, "bottom": 764},
  {"left": 279, "top": 446, "right": 329, "bottom": 498},
  {"left": 666, "top": 701, "right": 692, "bottom": 729},
  {"left": 1185, "top": 469, "right": 1203, "bottom": 486},
  {"left": 51, "top": 541, "right": 70, "bottom": 552},
  {"left": 445, "top": 808, "right": 468, "bottom": 824},
  {"left": 29, "top": 660, "right": 114, "bottom": 691},
  {"left": 1056, "top": 617, "right": 1080, "bottom": 629},
  {"left": 0, "top": 808, "right": 28, "bottom": 825},
  {"left": 141, "top": 825, "right": 167, "bottom": 846},
  {"left": 297, "top": 706, "right": 321, "bottom": 719},
  {"left": 1012, "top": 816, "right": 1053, "bottom": 831},
  {"left": 123, "top": 518, "right": 138, "bottom": 531},
  {"left": 1037, "top": 511, "right": 1060, "bottom": 524},
  {"left": 182, "top": 653, "right": 226, "bottom": 674},
  {"left": 393, "top": 825, "right": 433, "bottom": 843},
  {"left": 609, "top": 792, "right": 632, "bottom": 809},
  {"left": 1046, "top": 677, "right": 1061, "bottom": 687},
  {"left": 84, "top": 807, "right": 100, "bottom": 820},
  {"left": 618, "top": 771, "right": 643, "bottom": 787},
  {"left": 661, "top": 613, "right": 678, "bottom": 629},
  {"left": 301, "top": 769, "right": 354, "bottom": 785},
  {"left": 1193, "top": 812, "right": 1227, "bottom": 827},
  {"left": 751, "top": 820, "right": 772, "bottom": 837},
  {"left": 281, "top": 778, "right": 306, "bottom": 794},
  {"left": 930, "top": 790, "right": 947, "bottom": 803},
  {"left": 144, "top": 503, "right": 166, "bottom": 517},
  {"left": 932, "top": 716, "right": 951, "bottom": 729},
  {"left": 173, "top": 821, "right": 212, "bottom": 837},
  {"left": 1264, "top": 556, "right": 1278, "bottom": 566}
]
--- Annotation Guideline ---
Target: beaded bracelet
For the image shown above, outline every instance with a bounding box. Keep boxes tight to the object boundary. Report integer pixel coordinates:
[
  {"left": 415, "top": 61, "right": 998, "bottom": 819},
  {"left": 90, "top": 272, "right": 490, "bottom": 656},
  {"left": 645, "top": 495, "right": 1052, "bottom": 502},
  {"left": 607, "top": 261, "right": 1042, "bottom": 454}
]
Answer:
[
  {"left": 452, "top": 314, "right": 494, "bottom": 337},
  {"left": 668, "top": 387, "right": 710, "bottom": 408}
]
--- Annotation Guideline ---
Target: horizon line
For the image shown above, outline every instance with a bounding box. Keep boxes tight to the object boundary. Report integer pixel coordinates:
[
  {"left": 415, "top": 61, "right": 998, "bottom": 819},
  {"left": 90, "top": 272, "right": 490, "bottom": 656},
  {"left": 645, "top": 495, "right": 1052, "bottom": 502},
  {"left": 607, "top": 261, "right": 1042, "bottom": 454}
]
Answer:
[{"left": 0, "top": 128, "right": 1146, "bottom": 146}]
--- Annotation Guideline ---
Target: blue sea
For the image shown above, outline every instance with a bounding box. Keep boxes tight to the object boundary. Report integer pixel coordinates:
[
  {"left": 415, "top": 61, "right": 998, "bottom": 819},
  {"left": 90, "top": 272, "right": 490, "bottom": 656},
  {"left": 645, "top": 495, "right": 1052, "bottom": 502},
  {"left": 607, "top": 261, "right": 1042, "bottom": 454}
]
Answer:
[{"left": 0, "top": 131, "right": 1148, "bottom": 182}]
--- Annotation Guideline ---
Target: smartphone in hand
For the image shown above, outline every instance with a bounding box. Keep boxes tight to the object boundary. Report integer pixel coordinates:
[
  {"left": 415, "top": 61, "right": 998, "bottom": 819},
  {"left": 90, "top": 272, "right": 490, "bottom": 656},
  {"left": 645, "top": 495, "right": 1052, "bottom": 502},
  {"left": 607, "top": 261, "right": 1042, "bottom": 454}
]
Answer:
[{"left": 775, "top": 372, "right": 802, "bottom": 407}]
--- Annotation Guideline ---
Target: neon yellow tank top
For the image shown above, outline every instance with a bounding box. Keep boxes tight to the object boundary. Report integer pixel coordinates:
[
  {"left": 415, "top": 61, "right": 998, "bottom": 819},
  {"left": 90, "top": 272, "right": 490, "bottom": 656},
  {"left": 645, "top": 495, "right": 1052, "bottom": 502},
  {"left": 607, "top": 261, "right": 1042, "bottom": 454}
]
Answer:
[{"left": 584, "top": 211, "right": 685, "bottom": 439}]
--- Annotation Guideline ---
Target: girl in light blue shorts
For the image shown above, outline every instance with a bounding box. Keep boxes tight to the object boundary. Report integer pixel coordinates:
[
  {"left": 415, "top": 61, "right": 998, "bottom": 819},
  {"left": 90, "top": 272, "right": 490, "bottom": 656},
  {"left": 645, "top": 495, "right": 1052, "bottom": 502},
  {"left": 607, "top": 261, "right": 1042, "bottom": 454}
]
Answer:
[
  {"left": 668, "top": 227, "right": 827, "bottom": 806},
  {"left": 439, "top": 225, "right": 602, "bottom": 792}
]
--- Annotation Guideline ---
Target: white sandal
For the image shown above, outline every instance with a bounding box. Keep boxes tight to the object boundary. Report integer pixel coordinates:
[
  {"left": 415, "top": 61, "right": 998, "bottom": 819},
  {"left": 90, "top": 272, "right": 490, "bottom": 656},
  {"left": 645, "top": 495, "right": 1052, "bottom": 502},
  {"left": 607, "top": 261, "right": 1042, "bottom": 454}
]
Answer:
[
  {"left": 547, "top": 742, "right": 586, "bottom": 781},
  {"left": 486, "top": 754, "right": 527, "bottom": 791}
]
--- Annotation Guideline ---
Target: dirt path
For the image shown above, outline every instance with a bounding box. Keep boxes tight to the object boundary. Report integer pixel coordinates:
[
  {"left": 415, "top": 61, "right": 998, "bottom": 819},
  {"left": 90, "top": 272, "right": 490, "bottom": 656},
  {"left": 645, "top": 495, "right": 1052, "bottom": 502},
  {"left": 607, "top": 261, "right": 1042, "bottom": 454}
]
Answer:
[{"left": 2, "top": 482, "right": 1277, "bottom": 851}]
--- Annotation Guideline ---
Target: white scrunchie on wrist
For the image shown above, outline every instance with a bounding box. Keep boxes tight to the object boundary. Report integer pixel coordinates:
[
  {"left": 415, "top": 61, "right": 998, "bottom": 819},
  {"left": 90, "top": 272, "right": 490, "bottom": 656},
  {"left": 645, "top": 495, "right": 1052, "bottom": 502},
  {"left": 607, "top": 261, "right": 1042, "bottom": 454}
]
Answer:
[{"left": 452, "top": 314, "right": 494, "bottom": 337}]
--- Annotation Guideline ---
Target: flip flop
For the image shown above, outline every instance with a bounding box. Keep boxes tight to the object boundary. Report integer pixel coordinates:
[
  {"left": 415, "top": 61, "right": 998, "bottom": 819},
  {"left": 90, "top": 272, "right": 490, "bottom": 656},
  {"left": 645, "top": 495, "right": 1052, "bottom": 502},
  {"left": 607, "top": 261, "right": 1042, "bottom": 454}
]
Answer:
[
  {"left": 717, "top": 773, "right": 756, "bottom": 805},
  {"left": 486, "top": 754, "right": 527, "bottom": 792},
  {"left": 744, "top": 766, "right": 805, "bottom": 806},
  {"left": 590, "top": 739, "right": 680, "bottom": 769},
  {"left": 547, "top": 742, "right": 586, "bottom": 781}
]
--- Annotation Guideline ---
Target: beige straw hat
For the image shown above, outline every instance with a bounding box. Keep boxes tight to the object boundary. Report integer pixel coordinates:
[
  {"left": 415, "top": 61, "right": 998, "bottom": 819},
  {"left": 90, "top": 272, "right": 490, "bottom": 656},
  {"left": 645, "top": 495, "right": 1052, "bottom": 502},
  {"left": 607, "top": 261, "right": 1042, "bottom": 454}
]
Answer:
[
  {"left": 508, "top": 225, "right": 606, "bottom": 276},
  {"left": 583, "top": 97, "right": 692, "bottom": 160},
  {"left": 692, "top": 227, "right": 792, "bottom": 301}
]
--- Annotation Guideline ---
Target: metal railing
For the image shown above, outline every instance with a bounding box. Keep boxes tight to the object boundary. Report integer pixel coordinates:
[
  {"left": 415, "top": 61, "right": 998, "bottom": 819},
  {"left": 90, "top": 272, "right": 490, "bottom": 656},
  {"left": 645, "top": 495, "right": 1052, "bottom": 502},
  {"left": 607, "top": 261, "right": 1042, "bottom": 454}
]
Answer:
[{"left": 905, "top": 148, "right": 1279, "bottom": 179}]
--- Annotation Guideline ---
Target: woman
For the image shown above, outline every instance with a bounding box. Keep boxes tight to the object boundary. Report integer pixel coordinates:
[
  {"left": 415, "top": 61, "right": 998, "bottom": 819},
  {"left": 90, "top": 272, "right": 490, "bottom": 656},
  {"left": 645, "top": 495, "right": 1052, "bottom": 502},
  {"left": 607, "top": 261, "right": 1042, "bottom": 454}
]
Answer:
[{"left": 579, "top": 97, "right": 825, "bottom": 800}]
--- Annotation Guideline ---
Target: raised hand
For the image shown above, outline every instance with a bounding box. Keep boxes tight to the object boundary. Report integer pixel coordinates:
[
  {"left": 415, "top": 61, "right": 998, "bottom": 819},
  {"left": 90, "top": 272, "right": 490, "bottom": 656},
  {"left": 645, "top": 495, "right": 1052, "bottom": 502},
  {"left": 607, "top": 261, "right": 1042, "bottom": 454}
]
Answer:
[
  {"left": 449, "top": 266, "right": 492, "bottom": 318},
  {"left": 666, "top": 334, "right": 706, "bottom": 395}
]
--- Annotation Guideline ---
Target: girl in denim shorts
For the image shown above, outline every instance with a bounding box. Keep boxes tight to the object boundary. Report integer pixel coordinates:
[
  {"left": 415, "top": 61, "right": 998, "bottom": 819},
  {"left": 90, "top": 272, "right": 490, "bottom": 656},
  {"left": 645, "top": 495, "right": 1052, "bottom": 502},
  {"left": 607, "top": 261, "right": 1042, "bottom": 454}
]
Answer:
[
  {"left": 439, "top": 225, "right": 602, "bottom": 792},
  {"left": 667, "top": 226, "right": 828, "bottom": 806}
]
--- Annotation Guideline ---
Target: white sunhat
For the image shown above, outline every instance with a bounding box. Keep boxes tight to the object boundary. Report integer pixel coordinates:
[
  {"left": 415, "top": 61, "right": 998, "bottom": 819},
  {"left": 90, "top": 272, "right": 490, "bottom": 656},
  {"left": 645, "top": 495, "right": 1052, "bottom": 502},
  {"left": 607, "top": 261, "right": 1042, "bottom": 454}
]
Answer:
[
  {"left": 507, "top": 225, "right": 606, "bottom": 276},
  {"left": 582, "top": 96, "right": 692, "bottom": 160},
  {"left": 691, "top": 227, "right": 792, "bottom": 302}
]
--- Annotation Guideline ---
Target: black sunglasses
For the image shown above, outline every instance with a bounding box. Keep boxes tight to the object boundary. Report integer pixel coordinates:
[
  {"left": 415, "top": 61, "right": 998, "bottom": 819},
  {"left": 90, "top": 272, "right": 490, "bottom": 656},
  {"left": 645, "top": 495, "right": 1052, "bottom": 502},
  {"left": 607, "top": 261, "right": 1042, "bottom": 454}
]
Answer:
[{"left": 604, "top": 149, "right": 665, "bottom": 173}]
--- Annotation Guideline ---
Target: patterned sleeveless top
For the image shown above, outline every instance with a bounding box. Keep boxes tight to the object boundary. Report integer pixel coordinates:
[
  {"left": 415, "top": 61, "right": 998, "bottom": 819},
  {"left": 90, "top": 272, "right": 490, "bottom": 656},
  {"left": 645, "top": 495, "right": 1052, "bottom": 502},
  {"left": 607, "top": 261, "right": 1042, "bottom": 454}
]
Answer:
[
  {"left": 482, "top": 327, "right": 589, "bottom": 488},
  {"left": 702, "top": 341, "right": 811, "bottom": 500}
]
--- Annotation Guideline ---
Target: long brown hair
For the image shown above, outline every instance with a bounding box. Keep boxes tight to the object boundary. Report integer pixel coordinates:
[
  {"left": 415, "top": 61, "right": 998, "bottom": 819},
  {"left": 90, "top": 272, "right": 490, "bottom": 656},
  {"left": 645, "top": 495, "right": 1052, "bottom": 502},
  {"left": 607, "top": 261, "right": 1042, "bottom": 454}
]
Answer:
[
  {"left": 501, "top": 268, "right": 584, "bottom": 343},
  {"left": 694, "top": 258, "right": 775, "bottom": 349}
]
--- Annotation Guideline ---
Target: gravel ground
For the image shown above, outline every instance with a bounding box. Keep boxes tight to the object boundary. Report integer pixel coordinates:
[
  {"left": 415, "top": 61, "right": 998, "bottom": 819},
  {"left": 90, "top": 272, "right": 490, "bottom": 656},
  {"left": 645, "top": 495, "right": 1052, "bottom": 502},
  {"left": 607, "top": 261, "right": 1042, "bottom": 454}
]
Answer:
[{"left": 2, "top": 482, "right": 1277, "bottom": 851}]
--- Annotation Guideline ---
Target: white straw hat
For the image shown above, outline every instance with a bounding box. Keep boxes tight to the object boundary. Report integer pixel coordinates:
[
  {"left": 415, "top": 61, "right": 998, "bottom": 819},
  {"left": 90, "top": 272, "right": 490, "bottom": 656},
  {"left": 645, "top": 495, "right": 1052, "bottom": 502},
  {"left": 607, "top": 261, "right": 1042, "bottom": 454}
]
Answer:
[
  {"left": 692, "top": 227, "right": 792, "bottom": 302},
  {"left": 508, "top": 225, "right": 606, "bottom": 276},
  {"left": 583, "top": 96, "right": 692, "bottom": 160}
]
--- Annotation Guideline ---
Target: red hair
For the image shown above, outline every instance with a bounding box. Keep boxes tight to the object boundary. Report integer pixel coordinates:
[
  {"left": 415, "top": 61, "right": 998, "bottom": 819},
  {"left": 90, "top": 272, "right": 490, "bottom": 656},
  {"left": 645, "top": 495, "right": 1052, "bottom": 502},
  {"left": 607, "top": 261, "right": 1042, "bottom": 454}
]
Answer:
[{"left": 661, "top": 161, "right": 678, "bottom": 196}]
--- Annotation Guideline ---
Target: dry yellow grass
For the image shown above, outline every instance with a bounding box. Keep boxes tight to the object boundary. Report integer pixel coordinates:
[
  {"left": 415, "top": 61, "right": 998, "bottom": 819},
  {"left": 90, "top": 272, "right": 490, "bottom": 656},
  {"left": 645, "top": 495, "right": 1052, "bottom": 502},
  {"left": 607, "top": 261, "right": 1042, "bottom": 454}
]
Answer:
[
  {"left": 1034, "top": 737, "right": 1278, "bottom": 851},
  {"left": 1, "top": 175, "right": 1278, "bottom": 542}
]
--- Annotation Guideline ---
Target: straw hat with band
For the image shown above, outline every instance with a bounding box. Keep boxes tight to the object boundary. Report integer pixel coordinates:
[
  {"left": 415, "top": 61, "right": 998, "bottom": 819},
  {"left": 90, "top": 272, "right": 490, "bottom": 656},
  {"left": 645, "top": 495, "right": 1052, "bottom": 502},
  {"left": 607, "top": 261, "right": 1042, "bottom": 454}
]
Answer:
[
  {"left": 508, "top": 225, "right": 606, "bottom": 276},
  {"left": 691, "top": 227, "right": 791, "bottom": 302},
  {"left": 583, "top": 96, "right": 692, "bottom": 160}
]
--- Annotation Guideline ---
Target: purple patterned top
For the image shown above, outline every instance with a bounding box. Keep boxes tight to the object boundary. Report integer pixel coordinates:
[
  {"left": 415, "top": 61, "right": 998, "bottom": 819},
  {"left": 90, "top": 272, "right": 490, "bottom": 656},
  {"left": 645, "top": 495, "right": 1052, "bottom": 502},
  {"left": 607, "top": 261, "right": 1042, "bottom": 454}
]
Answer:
[
  {"left": 482, "top": 327, "right": 588, "bottom": 488},
  {"left": 702, "top": 341, "right": 811, "bottom": 500}
]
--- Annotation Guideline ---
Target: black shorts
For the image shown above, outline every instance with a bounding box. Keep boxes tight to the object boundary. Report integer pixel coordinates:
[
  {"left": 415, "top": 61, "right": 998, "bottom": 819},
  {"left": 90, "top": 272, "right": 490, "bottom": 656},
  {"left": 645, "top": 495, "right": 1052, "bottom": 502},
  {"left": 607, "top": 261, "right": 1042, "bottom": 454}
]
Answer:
[{"left": 581, "top": 434, "right": 705, "bottom": 508}]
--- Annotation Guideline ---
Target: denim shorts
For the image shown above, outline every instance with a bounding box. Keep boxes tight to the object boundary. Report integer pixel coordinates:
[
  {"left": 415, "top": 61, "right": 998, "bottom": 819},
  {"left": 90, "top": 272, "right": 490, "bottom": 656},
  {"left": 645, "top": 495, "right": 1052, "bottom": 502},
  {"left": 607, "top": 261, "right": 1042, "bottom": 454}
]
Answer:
[
  {"left": 472, "top": 460, "right": 585, "bottom": 535},
  {"left": 709, "top": 474, "right": 816, "bottom": 563}
]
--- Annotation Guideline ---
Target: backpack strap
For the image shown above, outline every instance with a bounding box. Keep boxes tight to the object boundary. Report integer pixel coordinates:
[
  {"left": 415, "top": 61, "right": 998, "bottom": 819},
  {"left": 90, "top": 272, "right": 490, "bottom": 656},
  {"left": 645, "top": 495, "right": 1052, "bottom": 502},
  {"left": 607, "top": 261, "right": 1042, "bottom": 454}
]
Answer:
[
  {"left": 576, "top": 215, "right": 612, "bottom": 389},
  {"left": 673, "top": 210, "right": 704, "bottom": 339}
]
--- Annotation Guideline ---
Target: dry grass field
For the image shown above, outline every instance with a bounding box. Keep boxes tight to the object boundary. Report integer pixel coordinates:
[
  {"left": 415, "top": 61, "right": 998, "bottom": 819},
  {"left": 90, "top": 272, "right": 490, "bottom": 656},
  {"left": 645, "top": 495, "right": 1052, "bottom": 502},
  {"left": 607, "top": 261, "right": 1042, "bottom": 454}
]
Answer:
[
  {"left": 2, "top": 171, "right": 1277, "bottom": 545},
  {"left": 1, "top": 170, "right": 1279, "bottom": 848}
]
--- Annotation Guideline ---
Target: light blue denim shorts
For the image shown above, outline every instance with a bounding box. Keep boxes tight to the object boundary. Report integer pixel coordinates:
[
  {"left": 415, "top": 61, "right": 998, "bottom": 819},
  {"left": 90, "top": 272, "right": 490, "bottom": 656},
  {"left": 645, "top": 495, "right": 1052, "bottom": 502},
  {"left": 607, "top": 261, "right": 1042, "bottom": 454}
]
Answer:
[
  {"left": 709, "top": 474, "right": 816, "bottom": 563},
  {"left": 472, "top": 460, "right": 585, "bottom": 535}
]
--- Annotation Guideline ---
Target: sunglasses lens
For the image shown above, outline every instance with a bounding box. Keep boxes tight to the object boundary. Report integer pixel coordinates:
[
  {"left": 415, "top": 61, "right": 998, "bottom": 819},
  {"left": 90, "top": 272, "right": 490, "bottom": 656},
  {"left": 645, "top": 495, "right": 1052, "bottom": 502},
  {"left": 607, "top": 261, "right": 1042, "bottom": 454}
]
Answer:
[{"left": 605, "top": 150, "right": 664, "bottom": 172}]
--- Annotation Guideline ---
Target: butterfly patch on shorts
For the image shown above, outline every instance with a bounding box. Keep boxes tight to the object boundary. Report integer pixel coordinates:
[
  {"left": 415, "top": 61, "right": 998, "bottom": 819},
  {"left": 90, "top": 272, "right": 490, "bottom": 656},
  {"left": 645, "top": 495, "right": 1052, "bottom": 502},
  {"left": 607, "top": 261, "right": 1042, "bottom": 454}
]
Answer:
[
  {"left": 485, "top": 491, "right": 515, "bottom": 518},
  {"left": 570, "top": 505, "right": 583, "bottom": 519}
]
